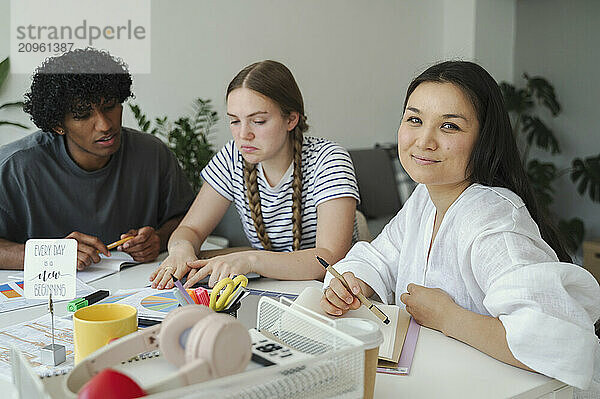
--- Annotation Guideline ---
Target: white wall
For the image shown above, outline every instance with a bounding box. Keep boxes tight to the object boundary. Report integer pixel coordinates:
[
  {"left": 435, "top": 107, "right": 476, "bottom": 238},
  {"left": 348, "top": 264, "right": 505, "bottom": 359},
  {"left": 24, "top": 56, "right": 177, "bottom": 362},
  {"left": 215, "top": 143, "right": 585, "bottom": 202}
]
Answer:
[
  {"left": 442, "top": 0, "right": 516, "bottom": 83},
  {"left": 443, "top": 0, "right": 477, "bottom": 60},
  {"left": 1, "top": 0, "right": 442, "bottom": 149},
  {"left": 474, "top": 0, "right": 515, "bottom": 83},
  {"left": 514, "top": 0, "right": 600, "bottom": 240},
  {"left": 0, "top": 0, "right": 32, "bottom": 144},
  {"left": 0, "top": 0, "right": 516, "bottom": 150}
]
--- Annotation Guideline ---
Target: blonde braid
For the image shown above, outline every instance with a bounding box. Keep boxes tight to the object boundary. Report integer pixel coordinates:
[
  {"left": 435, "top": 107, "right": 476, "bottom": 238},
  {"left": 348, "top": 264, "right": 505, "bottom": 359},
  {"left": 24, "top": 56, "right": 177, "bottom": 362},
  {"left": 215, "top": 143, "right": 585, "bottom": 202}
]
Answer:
[
  {"left": 243, "top": 161, "right": 272, "bottom": 250},
  {"left": 291, "top": 126, "right": 304, "bottom": 251}
]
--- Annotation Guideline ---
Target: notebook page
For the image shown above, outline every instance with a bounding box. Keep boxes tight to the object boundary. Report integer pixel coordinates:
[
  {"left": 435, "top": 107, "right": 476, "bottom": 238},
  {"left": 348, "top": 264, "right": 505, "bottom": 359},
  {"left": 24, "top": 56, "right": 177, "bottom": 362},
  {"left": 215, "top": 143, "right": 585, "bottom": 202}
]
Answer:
[{"left": 77, "top": 251, "right": 137, "bottom": 283}]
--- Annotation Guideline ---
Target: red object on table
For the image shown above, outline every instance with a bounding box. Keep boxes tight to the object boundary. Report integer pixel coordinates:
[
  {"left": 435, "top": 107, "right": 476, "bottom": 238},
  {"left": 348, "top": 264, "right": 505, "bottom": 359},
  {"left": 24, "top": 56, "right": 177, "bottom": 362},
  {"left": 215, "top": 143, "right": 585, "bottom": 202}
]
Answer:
[
  {"left": 78, "top": 369, "right": 146, "bottom": 399},
  {"left": 194, "top": 287, "right": 211, "bottom": 306}
]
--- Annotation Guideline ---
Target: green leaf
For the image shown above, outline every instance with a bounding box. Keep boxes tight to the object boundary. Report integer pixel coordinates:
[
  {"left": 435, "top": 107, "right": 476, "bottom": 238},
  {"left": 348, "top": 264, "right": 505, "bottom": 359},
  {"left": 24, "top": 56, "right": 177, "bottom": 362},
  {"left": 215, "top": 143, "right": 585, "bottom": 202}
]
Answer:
[
  {"left": 558, "top": 217, "right": 584, "bottom": 254},
  {"left": 527, "top": 159, "right": 557, "bottom": 209},
  {"left": 500, "top": 82, "right": 533, "bottom": 114},
  {"left": 522, "top": 115, "right": 560, "bottom": 154},
  {"left": 0, "top": 101, "right": 24, "bottom": 110},
  {"left": 0, "top": 58, "right": 9, "bottom": 90},
  {"left": 0, "top": 120, "right": 29, "bottom": 129},
  {"left": 128, "top": 103, "right": 154, "bottom": 133},
  {"left": 524, "top": 73, "right": 561, "bottom": 116},
  {"left": 571, "top": 154, "right": 600, "bottom": 202},
  {"left": 128, "top": 98, "right": 217, "bottom": 193}
]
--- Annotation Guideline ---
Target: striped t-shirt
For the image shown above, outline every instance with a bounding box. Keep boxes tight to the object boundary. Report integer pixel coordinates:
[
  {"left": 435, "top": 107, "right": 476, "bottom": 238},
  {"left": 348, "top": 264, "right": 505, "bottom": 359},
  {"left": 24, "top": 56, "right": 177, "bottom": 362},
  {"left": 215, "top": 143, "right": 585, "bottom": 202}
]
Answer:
[{"left": 201, "top": 136, "right": 360, "bottom": 251}]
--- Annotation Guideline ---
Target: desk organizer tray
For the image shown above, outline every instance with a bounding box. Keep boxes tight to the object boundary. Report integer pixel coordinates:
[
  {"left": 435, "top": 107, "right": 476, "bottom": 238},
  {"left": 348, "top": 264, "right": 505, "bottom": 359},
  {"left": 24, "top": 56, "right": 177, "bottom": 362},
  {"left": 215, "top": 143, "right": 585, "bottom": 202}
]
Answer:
[{"left": 12, "top": 296, "right": 366, "bottom": 398}]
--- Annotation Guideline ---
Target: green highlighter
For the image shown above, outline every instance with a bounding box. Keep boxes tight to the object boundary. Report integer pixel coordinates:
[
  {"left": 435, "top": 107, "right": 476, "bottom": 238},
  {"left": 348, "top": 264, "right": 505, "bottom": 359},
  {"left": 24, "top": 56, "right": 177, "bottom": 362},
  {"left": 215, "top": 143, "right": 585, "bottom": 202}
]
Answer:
[{"left": 67, "top": 290, "right": 110, "bottom": 312}]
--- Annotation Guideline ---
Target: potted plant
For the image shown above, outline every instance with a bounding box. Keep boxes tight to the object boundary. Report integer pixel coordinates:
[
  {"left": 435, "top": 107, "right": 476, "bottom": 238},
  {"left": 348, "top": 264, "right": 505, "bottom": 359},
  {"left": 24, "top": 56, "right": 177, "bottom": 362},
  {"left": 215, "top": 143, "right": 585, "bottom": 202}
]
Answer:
[
  {"left": 129, "top": 98, "right": 218, "bottom": 193},
  {"left": 501, "top": 74, "right": 600, "bottom": 253},
  {"left": 0, "top": 57, "right": 28, "bottom": 130}
]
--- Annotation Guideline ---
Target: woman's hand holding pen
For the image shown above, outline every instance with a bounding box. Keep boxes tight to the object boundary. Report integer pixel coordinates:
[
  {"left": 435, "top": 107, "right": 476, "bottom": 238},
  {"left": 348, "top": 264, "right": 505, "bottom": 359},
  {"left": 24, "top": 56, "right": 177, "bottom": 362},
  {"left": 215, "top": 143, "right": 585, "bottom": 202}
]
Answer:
[
  {"left": 65, "top": 231, "right": 109, "bottom": 271},
  {"left": 400, "top": 283, "right": 458, "bottom": 334},
  {"left": 320, "top": 272, "right": 374, "bottom": 316},
  {"left": 184, "top": 253, "right": 253, "bottom": 288}
]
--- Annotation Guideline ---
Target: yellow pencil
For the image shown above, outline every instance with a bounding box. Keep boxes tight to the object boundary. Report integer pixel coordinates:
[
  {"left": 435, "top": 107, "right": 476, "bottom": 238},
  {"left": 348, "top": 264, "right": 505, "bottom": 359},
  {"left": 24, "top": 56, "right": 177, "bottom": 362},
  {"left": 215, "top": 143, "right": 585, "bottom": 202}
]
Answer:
[{"left": 106, "top": 236, "right": 135, "bottom": 250}]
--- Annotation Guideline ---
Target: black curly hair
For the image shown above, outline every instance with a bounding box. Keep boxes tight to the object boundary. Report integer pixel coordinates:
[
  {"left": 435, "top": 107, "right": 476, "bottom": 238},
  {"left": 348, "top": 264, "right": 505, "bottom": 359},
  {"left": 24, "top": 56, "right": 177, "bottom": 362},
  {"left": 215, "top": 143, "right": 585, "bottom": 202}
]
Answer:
[{"left": 23, "top": 48, "right": 133, "bottom": 133}]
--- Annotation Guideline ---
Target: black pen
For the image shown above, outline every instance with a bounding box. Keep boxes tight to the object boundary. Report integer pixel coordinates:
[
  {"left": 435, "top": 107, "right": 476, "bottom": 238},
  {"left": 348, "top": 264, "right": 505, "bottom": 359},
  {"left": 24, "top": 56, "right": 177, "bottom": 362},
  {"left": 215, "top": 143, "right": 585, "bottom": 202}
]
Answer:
[{"left": 67, "top": 290, "right": 110, "bottom": 312}]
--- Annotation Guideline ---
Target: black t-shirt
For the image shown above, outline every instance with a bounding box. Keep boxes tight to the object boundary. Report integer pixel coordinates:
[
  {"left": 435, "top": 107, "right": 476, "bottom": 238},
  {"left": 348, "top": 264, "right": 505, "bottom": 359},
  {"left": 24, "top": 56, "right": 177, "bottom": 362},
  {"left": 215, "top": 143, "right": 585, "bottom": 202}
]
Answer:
[{"left": 0, "top": 128, "right": 195, "bottom": 243}]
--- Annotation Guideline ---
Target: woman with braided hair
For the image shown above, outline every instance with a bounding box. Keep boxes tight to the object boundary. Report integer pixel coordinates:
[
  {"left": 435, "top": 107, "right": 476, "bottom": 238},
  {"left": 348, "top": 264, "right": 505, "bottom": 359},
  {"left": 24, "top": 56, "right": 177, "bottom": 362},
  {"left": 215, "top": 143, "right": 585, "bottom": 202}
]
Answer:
[{"left": 150, "top": 60, "right": 360, "bottom": 289}]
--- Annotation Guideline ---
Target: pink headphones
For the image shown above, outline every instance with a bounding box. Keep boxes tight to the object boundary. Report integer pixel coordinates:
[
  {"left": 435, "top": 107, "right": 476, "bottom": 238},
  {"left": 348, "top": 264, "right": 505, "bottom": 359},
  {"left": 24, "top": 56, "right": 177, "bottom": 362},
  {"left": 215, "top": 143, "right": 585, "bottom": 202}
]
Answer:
[{"left": 65, "top": 306, "right": 252, "bottom": 398}]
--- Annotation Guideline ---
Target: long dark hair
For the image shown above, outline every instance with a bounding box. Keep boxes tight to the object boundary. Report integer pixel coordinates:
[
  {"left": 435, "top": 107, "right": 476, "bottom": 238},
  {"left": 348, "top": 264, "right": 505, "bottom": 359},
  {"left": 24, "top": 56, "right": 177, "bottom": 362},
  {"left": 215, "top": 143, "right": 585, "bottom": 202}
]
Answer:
[
  {"left": 226, "top": 60, "right": 308, "bottom": 251},
  {"left": 403, "top": 61, "right": 571, "bottom": 262}
]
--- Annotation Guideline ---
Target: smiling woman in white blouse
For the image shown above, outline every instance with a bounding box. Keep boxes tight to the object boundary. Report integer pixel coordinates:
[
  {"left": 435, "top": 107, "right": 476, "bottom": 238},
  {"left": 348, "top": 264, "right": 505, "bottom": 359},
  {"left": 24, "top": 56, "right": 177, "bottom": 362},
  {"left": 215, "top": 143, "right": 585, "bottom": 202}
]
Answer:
[{"left": 321, "top": 61, "right": 600, "bottom": 391}]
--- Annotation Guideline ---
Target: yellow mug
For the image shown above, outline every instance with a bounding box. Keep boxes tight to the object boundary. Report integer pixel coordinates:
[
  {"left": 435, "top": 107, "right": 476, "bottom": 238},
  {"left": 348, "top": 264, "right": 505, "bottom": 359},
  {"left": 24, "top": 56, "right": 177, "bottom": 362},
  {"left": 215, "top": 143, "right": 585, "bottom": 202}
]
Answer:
[{"left": 73, "top": 303, "right": 138, "bottom": 364}]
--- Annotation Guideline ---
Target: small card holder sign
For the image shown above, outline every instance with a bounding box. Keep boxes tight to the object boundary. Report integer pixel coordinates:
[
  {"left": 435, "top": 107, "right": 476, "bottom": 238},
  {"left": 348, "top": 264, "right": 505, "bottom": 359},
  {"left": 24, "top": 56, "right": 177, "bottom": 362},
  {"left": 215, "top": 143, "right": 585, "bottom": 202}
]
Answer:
[{"left": 24, "top": 239, "right": 77, "bottom": 300}]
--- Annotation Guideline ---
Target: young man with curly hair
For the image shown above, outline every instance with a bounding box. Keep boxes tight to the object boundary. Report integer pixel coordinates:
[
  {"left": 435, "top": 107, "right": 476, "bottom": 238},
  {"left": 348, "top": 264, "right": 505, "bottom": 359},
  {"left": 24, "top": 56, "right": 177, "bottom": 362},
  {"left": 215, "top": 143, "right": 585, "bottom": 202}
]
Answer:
[{"left": 0, "top": 48, "right": 195, "bottom": 270}]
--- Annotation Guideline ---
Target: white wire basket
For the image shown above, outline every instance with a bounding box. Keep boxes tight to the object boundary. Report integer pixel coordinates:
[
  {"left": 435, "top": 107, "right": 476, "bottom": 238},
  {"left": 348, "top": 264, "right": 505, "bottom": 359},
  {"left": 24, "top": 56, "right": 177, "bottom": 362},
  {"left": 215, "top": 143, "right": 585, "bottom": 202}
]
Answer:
[{"left": 12, "top": 296, "right": 366, "bottom": 399}]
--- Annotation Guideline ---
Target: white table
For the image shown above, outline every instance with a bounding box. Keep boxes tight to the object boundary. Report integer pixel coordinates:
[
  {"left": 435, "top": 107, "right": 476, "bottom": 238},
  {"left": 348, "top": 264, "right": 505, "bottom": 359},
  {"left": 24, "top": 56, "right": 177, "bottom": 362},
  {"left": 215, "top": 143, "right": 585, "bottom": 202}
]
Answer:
[{"left": 0, "top": 251, "right": 572, "bottom": 398}]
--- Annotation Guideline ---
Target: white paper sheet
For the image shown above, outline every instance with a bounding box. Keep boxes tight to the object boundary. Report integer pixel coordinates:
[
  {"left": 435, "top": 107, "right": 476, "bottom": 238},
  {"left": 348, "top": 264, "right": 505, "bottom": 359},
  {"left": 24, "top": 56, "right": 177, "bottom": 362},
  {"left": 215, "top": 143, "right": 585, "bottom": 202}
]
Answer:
[{"left": 0, "top": 313, "right": 74, "bottom": 381}]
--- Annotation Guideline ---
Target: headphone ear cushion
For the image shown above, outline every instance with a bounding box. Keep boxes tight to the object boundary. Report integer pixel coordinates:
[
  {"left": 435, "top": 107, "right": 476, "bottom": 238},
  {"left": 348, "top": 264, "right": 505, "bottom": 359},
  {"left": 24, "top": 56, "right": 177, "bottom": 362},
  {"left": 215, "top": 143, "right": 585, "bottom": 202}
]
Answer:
[
  {"left": 159, "top": 306, "right": 213, "bottom": 367},
  {"left": 185, "top": 313, "right": 252, "bottom": 378},
  {"left": 183, "top": 313, "right": 220, "bottom": 364}
]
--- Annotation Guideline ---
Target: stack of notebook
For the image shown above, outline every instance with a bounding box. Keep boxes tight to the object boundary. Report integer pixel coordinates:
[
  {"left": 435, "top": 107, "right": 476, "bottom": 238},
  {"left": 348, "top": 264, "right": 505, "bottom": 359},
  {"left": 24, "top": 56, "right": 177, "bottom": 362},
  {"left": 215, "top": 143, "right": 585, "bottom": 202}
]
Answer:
[{"left": 291, "top": 286, "right": 418, "bottom": 373}]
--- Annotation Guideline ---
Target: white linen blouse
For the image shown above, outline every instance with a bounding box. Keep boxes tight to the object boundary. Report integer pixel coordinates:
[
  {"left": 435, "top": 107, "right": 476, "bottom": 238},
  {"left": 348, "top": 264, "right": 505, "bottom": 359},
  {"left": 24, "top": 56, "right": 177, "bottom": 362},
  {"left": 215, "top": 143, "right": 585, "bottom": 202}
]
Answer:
[{"left": 324, "top": 183, "right": 600, "bottom": 390}]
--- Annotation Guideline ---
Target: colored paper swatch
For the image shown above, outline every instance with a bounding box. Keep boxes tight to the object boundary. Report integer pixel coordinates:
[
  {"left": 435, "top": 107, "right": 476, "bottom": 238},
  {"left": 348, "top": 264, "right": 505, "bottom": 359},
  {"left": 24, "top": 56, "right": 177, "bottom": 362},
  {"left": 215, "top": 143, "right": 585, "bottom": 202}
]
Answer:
[
  {"left": 0, "top": 283, "right": 21, "bottom": 299},
  {"left": 140, "top": 291, "right": 180, "bottom": 313}
]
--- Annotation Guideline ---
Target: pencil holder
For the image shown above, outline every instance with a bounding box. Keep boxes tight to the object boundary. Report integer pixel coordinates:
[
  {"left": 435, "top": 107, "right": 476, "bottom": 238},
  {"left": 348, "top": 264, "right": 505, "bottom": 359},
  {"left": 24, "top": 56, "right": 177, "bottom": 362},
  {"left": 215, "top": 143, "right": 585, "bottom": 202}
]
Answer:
[{"left": 216, "top": 301, "right": 241, "bottom": 318}]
